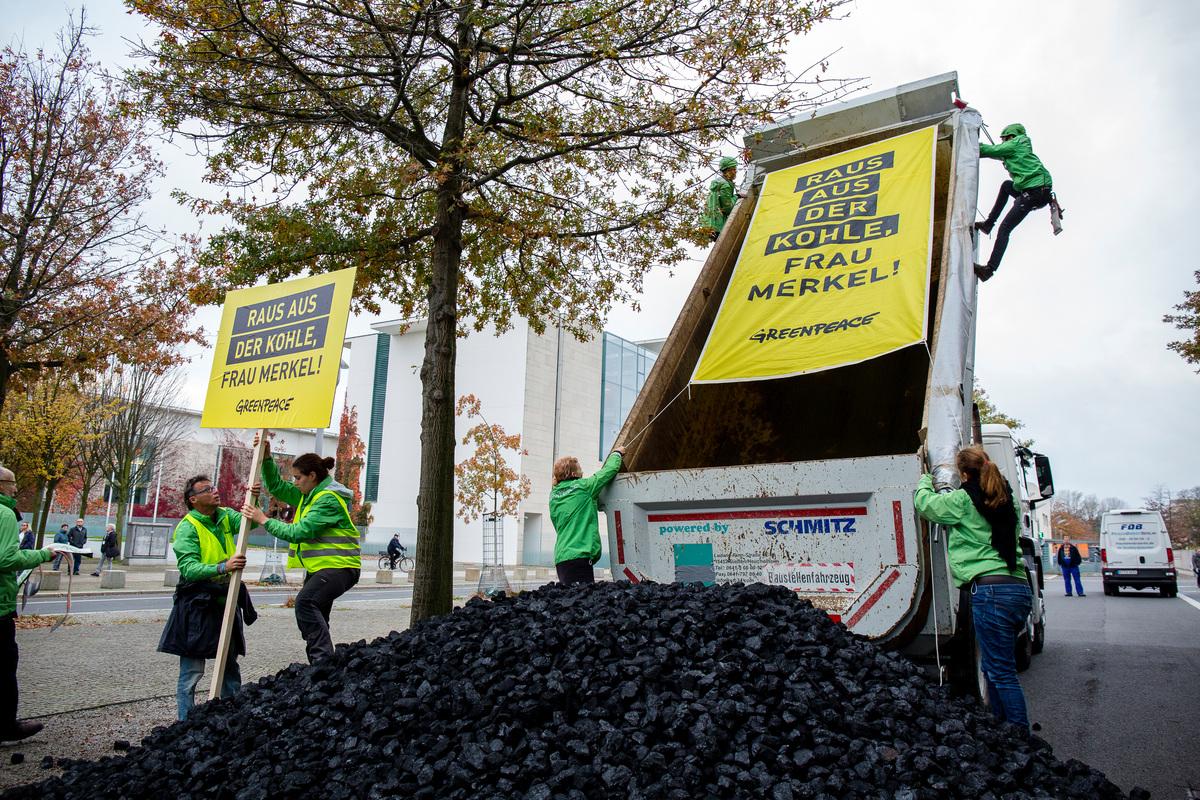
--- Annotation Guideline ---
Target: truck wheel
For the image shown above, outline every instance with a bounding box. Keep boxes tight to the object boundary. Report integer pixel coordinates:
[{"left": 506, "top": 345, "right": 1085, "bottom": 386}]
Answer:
[
  {"left": 1103, "top": 582, "right": 1117, "bottom": 597},
  {"left": 1031, "top": 620, "right": 1045, "bottom": 655},
  {"left": 1163, "top": 584, "right": 1177, "bottom": 598}
]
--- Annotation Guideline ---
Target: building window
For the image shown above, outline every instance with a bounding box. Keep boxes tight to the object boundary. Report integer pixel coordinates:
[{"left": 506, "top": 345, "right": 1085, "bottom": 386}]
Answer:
[
  {"left": 599, "top": 332, "right": 656, "bottom": 459},
  {"left": 365, "top": 333, "right": 390, "bottom": 502},
  {"left": 103, "top": 484, "right": 148, "bottom": 506}
]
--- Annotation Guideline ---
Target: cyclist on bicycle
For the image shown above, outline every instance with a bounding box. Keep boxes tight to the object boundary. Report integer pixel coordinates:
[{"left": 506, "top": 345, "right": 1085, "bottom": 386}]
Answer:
[{"left": 387, "top": 534, "right": 404, "bottom": 570}]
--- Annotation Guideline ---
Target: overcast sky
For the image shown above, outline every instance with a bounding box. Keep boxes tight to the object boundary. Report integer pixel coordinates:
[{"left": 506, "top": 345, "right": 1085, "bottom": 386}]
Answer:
[{"left": 6, "top": 0, "right": 1198, "bottom": 504}]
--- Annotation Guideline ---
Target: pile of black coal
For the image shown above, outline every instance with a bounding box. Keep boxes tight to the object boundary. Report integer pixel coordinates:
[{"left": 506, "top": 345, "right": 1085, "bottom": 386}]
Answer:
[{"left": 5, "top": 582, "right": 1147, "bottom": 799}]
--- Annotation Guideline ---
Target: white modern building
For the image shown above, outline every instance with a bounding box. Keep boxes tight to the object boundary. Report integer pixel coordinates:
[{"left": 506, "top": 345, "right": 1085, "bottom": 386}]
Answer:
[{"left": 343, "top": 319, "right": 658, "bottom": 566}]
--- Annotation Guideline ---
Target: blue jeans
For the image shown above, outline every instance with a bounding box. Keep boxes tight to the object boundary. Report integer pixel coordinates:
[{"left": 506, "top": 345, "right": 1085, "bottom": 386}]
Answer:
[
  {"left": 177, "top": 656, "right": 241, "bottom": 721},
  {"left": 1061, "top": 566, "right": 1084, "bottom": 595},
  {"left": 971, "top": 583, "right": 1032, "bottom": 730}
]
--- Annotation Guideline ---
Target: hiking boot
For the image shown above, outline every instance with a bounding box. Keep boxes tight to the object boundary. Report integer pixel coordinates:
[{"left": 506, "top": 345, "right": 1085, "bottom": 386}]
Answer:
[
  {"left": 0, "top": 720, "right": 43, "bottom": 742},
  {"left": 975, "top": 220, "right": 994, "bottom": 236},
  {"left": 973, "top": 264, "right": 994, "bottom": 282}
]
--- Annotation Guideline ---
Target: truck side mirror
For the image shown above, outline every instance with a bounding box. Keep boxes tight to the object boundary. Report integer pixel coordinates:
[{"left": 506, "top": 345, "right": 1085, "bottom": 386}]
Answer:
[{"left": 1034, "top": 454, "right": 1054, "bottom": 499}]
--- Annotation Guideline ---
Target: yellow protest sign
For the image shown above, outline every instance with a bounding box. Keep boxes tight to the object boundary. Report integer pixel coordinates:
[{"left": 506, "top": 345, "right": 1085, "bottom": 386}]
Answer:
[
  {"left": 692, "top": 126, "right": 936, "bottom": 383},
  {"left": 201, "top": 268, "right": 356, "bottom": 428}
]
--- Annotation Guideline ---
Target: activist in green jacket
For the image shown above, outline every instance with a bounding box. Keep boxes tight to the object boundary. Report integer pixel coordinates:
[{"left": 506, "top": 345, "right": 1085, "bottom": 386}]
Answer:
[
  {"left": 243, "top": 440, "right": 360, "bottom": 663},
  {"left": 159, "top": 475, "right": 253, "bottom": 720},
  {"left": 912, "top": 446, "right": 1033, "bottom": 731},
  {"left": 550, "top": 449, "right": 623, "bottom": 584},
  {"left": 973, "top": 123, "right": 1056, "bottom": 282},
  {"left": 0, "top": 492, "right": 54, "bottom": 618},
  {"left": 702, "top": 157, "right": 739, "bottom": 241},
  {"left": 1, "top": 467, "right": 57, "bottom": 742},
  {"left": 978, "top": 123, "right": 1051, "bottom": 191}
]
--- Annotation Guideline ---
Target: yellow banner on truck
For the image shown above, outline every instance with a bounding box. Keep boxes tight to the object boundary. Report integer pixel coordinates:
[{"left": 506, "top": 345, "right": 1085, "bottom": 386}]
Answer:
[
  {"left": 692, "top": 126, "right": 936, "bottom": 383},
  {"left": 201, "top": 268, "right": 356, "bottom": 429}
]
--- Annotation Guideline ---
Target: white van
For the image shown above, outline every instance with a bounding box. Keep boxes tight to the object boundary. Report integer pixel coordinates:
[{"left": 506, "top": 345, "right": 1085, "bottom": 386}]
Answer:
[{"left": 1100, "top": 509, "right": 1177, "bottom": 597}]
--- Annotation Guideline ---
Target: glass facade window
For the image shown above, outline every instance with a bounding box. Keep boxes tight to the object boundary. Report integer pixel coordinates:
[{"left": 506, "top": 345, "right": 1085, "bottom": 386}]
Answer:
[{"left": 599, "top": 333, "right": 657, "bottom": 459}]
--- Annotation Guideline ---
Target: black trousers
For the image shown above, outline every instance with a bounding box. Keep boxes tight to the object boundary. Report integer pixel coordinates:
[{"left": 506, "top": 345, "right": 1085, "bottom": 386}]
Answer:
[
  {"left": 982, "top": 180, "right": 1051, "bottom": 271},
  {"left": 295, "top": 568, "right": 359, "bottom": 663},
  {"left": 556, "top": 558, "right": 595, "bottom": 585},
  {"left": 1, "top": 613, "right": 17, "bottom": 730}
]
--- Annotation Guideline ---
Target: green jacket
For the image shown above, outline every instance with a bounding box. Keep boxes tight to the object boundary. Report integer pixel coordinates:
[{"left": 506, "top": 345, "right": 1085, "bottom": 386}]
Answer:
[
  {"left": 979, "top": 124, "right": 1051, "bottom": 191},
  {"left": 172, "top": 507, "right": 247, "bottom": 583},
  {"left": 0, "top": 494, "right": 52, "bottom": 616},
  {"left": 550, "top": 453, "right": 622, "bottom": 565},
  {"left": 703, "top": 176, "right": 737, "bottom": 234},
  {"left": 913, "top": 474, "right": 1027, "bottom": 587},
  {"left": 260, "top": 459, "right": 356, "bottom": 546}
]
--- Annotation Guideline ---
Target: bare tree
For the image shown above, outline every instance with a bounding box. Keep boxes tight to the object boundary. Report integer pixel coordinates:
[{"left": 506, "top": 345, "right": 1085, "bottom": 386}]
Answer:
[
  {"left": 95, "top": 364, "right": 188, "bottom": 554},
  {"left": 0, "top": 12, "right": 200, "bottom": 410}
]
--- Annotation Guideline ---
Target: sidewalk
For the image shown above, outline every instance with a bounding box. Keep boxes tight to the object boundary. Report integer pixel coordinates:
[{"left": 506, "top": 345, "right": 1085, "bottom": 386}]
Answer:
[{"left": 32, "top": 555, "right": 565, "bottom": 597}]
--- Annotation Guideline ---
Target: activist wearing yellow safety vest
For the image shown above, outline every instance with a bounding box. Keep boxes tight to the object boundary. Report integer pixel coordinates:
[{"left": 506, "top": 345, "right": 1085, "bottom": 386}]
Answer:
[
  {"left": 242, "top": 438, "right": 361, "bottom": 663},
  {"left": 157, "top": 475, "right": 257, "bottom": 720}
]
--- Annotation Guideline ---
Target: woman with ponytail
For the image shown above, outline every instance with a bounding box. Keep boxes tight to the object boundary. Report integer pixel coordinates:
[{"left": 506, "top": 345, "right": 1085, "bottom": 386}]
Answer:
[
  {"left": 914, "top": 445, "right": 1032, "bottom": 730},
  {"left": 242, "top": 437, "right": 360, "bottom": 663}
]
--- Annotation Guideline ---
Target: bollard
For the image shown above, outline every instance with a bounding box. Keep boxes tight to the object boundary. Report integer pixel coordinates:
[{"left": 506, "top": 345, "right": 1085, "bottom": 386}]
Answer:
[
  {"left": 464, "top": 566, "right": 481, "bottom": 582},
  {"left": 164, "top": 569, "right": 181, "bottom": 587},
  {"left": 100, "top": 570, "right": 127, "bottom": 589},
  {"left": 375, "top": 569, "right": 393, "bottom": 584},
  {"left": 40, "top": 571, "right": 62, "bottom": 591}
]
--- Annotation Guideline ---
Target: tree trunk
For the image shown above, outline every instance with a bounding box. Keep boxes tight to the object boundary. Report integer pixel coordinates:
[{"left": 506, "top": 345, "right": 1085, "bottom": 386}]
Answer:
[
  {"left": 77, "top": 467, "right": 95, "bottom": 520},
  {"left": 410, "top": 18, "right": 471, "bottom": 623},
  {"left": 36, "top": 478, "right": 60, "bottom": 544},
  {"left": 115, "top": 496, "right": 129, "bottom": 558},
  {"left": 0, "top": 346, "right": 12, "bottom": 414}
]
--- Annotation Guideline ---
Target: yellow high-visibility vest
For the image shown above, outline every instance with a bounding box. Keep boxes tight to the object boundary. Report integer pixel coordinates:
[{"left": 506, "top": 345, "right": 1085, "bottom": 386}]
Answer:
[{"left": 288, "top": 490, "right": 361, "bottom": 572}]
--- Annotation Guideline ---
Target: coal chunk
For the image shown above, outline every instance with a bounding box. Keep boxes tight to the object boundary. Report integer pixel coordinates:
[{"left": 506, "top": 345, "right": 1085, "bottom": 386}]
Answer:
[{"left": 0, "top": 583, "right": 1142, "bottom": 799}]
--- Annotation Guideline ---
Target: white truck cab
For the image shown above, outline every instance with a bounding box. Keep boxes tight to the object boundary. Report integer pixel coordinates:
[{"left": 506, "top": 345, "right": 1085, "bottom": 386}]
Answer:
[
  {"left": 1100, "top": 510, "right": 1177, "bottom": 597},
  {"left": 981, "top": 424, "right": 1054, "bottom": 670}
]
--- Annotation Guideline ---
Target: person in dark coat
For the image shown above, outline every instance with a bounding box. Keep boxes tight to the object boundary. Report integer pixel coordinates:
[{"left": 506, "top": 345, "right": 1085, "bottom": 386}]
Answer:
[
  {"left": 66, "top": 518, "right": 88, "bottom": 575},
  {"left": 91, "top": 524, "right": 119, "bottom": 576},
  {"left": 1191, "top": 549, "right": 1200, "bottom": 590},
  {"left": 17, "top": 523, "right": 34, "bottom": 551},
  {"left": 1056, "top": 537, "right": 1085, "bottom": 597}
]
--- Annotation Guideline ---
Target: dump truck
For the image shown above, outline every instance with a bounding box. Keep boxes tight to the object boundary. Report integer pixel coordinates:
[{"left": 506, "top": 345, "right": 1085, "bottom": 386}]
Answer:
[{"left": 599, "top": 73, "right": 1010, "bottom": 691}]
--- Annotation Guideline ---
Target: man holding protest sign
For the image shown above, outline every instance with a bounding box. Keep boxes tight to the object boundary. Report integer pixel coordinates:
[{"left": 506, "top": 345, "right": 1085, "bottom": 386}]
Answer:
[
  {"left": 158, "top": 475, "right": 258, "bottom": 720},
  {"left": 243, "top": 438, "right": 360, "bottom": 663}
]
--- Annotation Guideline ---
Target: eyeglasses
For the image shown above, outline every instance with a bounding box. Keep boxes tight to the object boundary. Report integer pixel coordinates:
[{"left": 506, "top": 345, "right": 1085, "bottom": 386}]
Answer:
[{"left": 187, "top": 485, "right": 216, "bottom": 497}]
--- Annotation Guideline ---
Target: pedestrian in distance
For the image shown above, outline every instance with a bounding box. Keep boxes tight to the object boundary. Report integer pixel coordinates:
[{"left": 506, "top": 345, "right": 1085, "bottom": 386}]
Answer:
[
  {"left": 158, "top": 475, "right": 258, "bottom": 720},
  {"left": 913, "top": 445, "right": 1033, "bottom": 731},
  {"left": 550, "top": 447, "right": 625, "bottom": 585},
  {"left": 51, "top": 524, "right": 69, "bottom": 571},
  {"left": 974, "top": 123, "right": 1056, "bottom": 283},
  {"left": 67, "top": 517, "right": 88, "bottom": 575},
  {"left": 1055, "top": 537, "right": 1086, "bottom": 597},
  {"left": 242, "top": 438, "right": 360, "bottom": 664},
  {"left": 17, "top": 523, "right": 33, "bottom": 551},
  {"left": 702, "top": 156, "right": 742, "bottom": 243},
  {"left": 1191, "top": 549, "right": 1200, "bottom": 590},
  {"left": 91, "top": 524, "right": 119, "bottom": 576},
  {"left": 0, "top": 465, "right": 63, "bottom": 742},
  {"left": 387, "top": 533, "right": 403, "bottom": 570}
]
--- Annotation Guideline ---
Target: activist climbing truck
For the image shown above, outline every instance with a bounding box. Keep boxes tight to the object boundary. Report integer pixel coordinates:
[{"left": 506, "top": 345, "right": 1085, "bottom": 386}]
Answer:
[{"left": 598, "top": 74, "right": 987, "bottom": 680}]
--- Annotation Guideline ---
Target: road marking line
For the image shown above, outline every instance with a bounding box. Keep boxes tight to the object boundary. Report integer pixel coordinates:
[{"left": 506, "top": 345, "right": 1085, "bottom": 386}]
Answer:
[{"left": 1178, "top": 593, "right": 1200, "bottom": 613}]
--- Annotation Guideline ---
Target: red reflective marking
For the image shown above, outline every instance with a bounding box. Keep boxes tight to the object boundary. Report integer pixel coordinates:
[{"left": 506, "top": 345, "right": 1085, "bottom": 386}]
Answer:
[
  {"left": 892, "top": 500, "right": 906, "bottom": 564},
  {"left": 827, "top": 614, "right": 842, "bottom": 624},
  {"left": 614, "top": 511, "right": 625, "bottom": 564},
  {"left": 846, "top": 569, "right": 901, "bottom": 629},
  {"left": 646, "top": 507, "right": 867, "bottom": 522},
  {"left": 622, "top": 567, "right": 640, "bottom": 584}
]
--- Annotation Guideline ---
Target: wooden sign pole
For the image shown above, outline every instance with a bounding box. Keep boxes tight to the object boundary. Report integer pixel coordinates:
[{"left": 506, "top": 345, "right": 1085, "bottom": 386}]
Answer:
[{"left": 209, "top": 428, "right": 269, "bottom": 700}]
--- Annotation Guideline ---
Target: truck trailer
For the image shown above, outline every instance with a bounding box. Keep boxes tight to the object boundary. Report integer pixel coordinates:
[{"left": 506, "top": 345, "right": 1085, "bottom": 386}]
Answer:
[{"left": 598, "top": 73, "right": 1018, "bottom": 693}]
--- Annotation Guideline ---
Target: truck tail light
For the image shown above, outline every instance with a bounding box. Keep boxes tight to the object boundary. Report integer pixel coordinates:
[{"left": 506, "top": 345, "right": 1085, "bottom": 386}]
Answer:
[
  {"left": 1166, "top": 548, "right": 1174, "bottom": 565},
  {"left": 1100, "top": 548, "right": 1107, "bottom": 565}
]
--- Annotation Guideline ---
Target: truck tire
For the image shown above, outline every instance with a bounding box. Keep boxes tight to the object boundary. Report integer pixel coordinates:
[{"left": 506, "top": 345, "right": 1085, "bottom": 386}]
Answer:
[
  {"left": 1162, "top": 583, "right": 1177, "bottom": 598},
  {"left": 1103, "top": 582, "right": 1117, "bottom": 597},
  {"left": 1031, "top": 620, "right": 1045, "bottom": 655},
  {"left": 949, "top": 593, "right": 990, "bottom": 710}
]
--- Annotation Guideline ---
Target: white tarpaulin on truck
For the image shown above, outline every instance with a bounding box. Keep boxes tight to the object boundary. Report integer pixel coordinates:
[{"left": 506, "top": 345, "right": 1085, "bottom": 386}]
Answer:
[{"left": 925, "top": 109, "right": 982, "bottom": 489}]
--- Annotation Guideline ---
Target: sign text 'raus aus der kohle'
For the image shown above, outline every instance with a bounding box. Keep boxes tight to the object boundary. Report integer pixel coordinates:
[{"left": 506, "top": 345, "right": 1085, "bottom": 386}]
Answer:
[
  {"left": 693, "top": 126, "right": 937, "bottom": 383},
  {"left": 202, "top": 268, "right": 356, "bottom": 429}
]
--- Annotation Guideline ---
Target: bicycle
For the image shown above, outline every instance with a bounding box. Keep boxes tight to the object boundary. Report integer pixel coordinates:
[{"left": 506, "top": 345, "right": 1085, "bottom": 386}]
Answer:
[{"left": 377, "top": 548, "right": 415, "bottom": 572}]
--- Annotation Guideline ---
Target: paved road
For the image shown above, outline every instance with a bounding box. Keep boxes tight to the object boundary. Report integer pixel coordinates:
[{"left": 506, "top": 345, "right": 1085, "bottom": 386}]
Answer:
[
  {"left": 22, "top": 581, "right": 544, "bottom": 615},
  {"left": 1023, "top": 575, "right": 1200, "bottom": 799}
]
